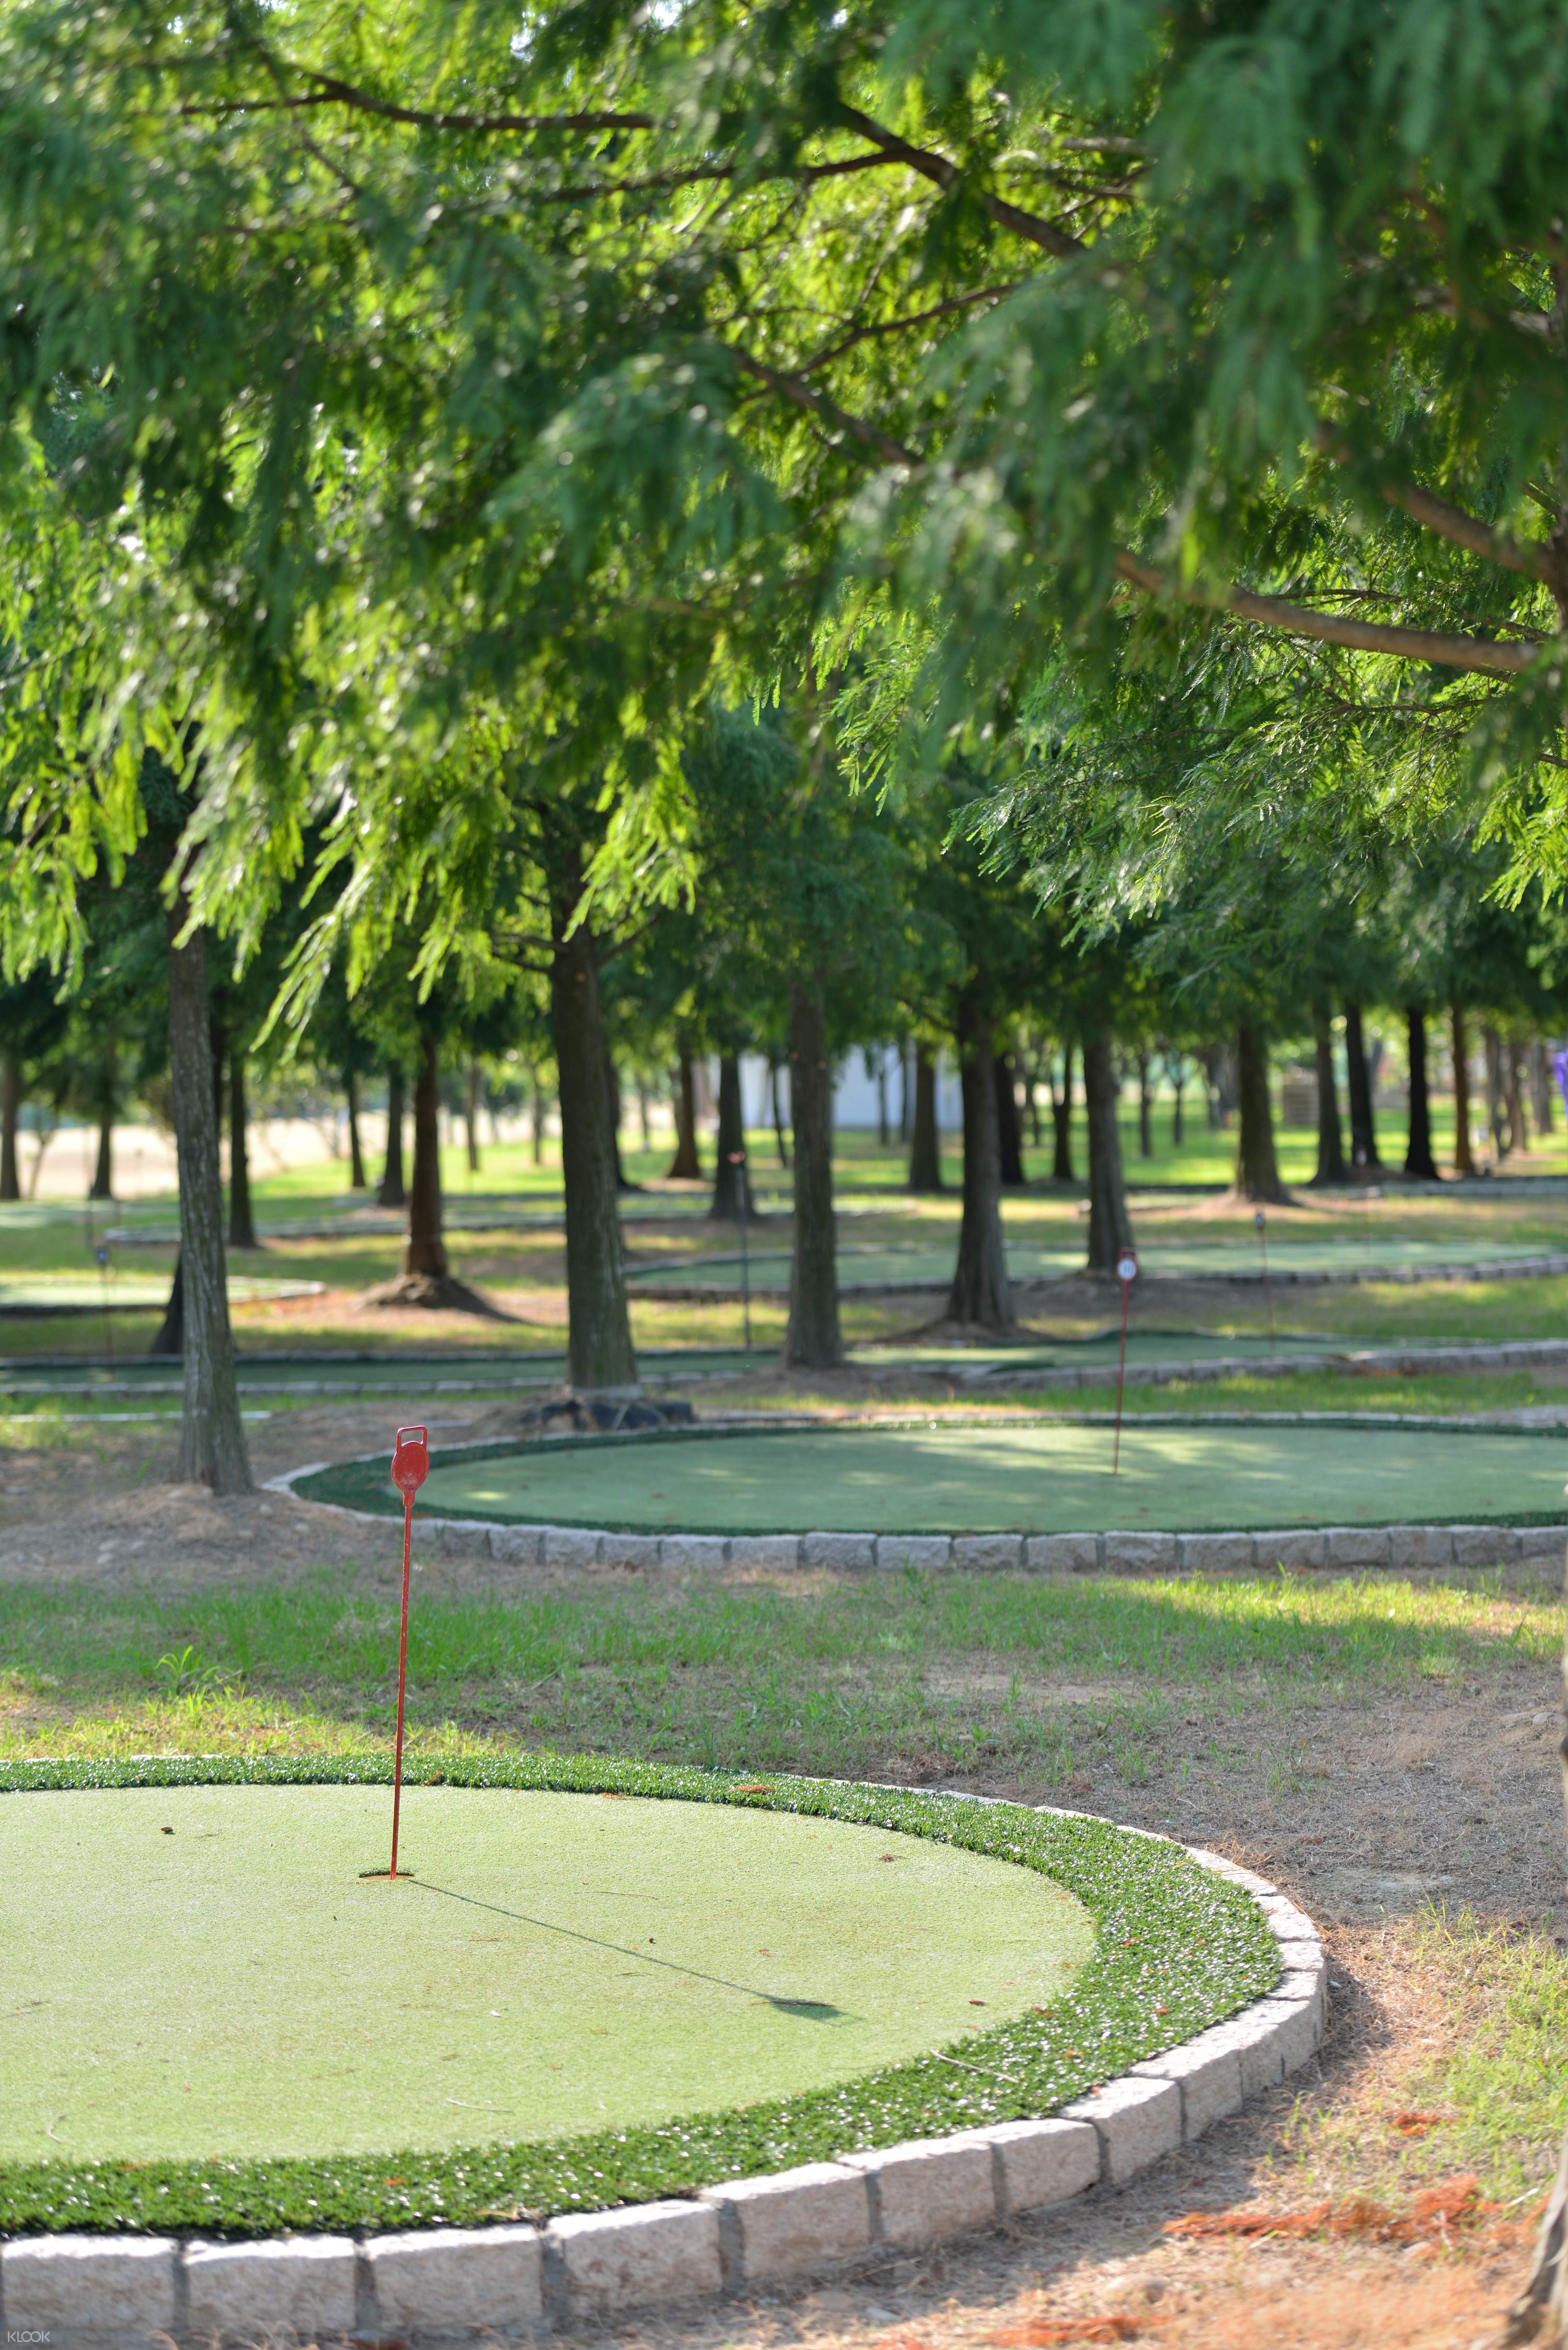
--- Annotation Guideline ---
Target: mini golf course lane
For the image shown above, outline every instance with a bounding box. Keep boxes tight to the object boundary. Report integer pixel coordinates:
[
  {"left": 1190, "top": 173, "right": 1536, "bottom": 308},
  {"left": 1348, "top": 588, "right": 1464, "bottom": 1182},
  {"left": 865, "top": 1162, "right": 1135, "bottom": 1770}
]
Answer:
[
  {"left": 2, "top": 1786, "right": 1093, "bottom": 2163},
  {"left": 405, "top": 1422, "right": 1566, "bottom": 1534}
]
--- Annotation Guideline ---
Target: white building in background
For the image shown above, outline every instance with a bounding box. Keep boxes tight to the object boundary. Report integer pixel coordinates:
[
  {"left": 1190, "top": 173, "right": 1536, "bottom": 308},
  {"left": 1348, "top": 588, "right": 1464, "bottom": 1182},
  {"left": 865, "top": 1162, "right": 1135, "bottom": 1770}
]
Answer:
[{"left": 731, "top": 1046, "right": 963, "bottom": 1139}]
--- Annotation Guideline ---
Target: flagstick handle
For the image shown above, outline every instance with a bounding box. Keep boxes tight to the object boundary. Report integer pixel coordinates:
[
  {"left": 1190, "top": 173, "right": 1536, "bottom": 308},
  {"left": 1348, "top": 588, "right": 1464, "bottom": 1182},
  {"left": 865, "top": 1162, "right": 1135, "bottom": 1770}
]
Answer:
[{"left": 390, "top": 1490, "right": 413, "bottom": 1878}]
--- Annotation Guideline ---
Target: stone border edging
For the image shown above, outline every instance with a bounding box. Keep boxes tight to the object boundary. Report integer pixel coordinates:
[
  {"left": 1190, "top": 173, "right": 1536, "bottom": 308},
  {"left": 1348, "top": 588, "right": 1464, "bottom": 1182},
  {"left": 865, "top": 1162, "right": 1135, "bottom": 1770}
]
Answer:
[
  {"left": 270, "top": 1454, "right": 1568, "bottom": 1578},
  {"left": 0, "top": 1813, "right": 1324, "bottom": 2349}
]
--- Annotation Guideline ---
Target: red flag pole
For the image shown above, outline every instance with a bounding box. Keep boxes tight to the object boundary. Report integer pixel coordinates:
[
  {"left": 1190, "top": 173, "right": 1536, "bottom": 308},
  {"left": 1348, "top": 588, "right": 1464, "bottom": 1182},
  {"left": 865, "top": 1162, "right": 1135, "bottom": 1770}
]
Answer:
[
  {"left": 388, "top": 1426, "right": 429, "bottom": 1879},
  {"left": 1113, "top": 1250, "right": 1137, "bottom": 1475}
]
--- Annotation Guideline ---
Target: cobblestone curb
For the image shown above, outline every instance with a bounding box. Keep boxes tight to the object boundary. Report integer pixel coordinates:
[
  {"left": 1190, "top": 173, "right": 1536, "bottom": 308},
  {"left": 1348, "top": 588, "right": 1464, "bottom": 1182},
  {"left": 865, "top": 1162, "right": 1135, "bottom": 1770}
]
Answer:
[
  {"left": 0, "top": 1816, "right": 1324, "bottom": 2348},
  {"left": 268, "top": 1460, "right": 1568, "bottom": 1578}
]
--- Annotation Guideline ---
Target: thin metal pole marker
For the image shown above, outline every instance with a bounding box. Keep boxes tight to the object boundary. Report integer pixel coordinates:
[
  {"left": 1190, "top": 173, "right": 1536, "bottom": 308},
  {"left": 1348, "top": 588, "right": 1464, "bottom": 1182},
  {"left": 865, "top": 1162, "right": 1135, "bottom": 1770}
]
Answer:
[
  {"left": 1112, "top": 1249, "right": 1137, "bottom": 1475},
  {"left": 386, "top": 1425, "right": 430, "bottom": 1879},
  {"left": 730, "top": 1149, "right": 751, "bottom": 1350},
  {"left": 1255, "top": 1208, "right": 1275, "bottom": 1345}
]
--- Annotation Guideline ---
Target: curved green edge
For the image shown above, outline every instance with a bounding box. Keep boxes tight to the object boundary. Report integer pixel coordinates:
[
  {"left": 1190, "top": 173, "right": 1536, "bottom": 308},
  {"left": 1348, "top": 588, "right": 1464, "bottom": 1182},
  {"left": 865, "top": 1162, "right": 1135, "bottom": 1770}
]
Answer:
[
  {"left": 297, "top": 1418, "right": 1568, "bottom": 1535},
  {"left": 0, "top": 1754, "right": 1278, "bottom": 2241}
]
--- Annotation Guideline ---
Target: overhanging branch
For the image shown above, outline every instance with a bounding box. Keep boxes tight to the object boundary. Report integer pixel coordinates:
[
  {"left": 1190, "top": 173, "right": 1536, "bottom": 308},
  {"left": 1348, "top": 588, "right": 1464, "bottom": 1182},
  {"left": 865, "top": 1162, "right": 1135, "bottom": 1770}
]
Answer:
[
  {"left": 834, "top": 106, "right": 1087, "bottom": 259},
  {"left": 188, "top": 71, "right": 655, "bottom": 135},
  {"left": 732, "top": 350, "right": 917, "bottom": 466},
  {"left": 1114, "top": 552, "right": 1542, "bottom": 675}
]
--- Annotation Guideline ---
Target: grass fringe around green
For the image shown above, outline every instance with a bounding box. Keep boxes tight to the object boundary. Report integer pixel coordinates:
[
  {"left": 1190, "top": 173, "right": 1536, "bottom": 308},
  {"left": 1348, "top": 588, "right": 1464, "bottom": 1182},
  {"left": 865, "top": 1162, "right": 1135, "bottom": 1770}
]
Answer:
[{"left": 0, "top": 1752, "right": 1277, "bottom": 2240}]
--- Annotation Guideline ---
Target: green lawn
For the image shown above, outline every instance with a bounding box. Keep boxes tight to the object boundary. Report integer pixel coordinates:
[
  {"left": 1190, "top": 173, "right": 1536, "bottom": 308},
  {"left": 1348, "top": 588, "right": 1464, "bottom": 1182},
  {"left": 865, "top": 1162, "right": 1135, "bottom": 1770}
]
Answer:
[{"left": 3, "top": 1570, "right": 1555, "bottom": 1780}]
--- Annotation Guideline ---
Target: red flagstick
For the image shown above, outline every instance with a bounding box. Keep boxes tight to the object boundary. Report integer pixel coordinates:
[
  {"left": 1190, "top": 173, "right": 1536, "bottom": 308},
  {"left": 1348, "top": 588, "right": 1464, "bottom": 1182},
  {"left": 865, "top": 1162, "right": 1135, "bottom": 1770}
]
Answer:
[
  {"left": 388, "top": 1426, "right": 430, "bottom": 1878},
  {"left": 1113, "top": 1250, "right": 1137, "bottom": 1475},
  {"left": 1255, "top": 1208, "right": 1275, "bottom": 1346}
]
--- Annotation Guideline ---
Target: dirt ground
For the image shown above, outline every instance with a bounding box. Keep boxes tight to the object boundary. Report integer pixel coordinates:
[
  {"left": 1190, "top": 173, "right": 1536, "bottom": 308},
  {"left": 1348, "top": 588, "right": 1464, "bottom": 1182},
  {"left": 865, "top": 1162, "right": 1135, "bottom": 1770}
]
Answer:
[
  {"left": 2, "top": 1400, "right": 1564, "bottom": 2348},
  {"left": 575, "top": 1922, "right": 1535, "bottom": 2348}
]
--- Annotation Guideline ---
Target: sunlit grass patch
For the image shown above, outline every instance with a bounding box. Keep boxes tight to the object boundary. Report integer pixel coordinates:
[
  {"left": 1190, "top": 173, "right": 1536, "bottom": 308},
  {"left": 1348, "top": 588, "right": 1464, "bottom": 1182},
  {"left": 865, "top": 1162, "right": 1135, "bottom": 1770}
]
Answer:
[{"left": 0, "top": 1571, "right": 1557, "bottom": 1775}]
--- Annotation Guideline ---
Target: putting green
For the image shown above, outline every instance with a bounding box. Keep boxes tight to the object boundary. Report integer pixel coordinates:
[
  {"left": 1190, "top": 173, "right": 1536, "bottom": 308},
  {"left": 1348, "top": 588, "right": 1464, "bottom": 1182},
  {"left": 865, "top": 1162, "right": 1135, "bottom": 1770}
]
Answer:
[
  {"left": 1, "top": 1785, "right": 1093, "bottom": 2163},
  {"left": 383, "top": 1420, "right": 1567, "bottom": 1533},
  {"left": 0, "top": 1275, "right": 322, "bottom": 1312},
  {"left": 626, "top": 1234, "right": 1560, "bottom": 1289}
]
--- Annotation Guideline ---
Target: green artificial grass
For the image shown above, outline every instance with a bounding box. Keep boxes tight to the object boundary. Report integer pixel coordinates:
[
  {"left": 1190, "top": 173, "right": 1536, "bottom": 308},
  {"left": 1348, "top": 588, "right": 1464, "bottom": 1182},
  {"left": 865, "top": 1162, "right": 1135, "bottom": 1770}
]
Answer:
[
  {"left": 0, "top": 1756, "right": 1277, "bottom": 2239},
  {"left": 626, "top": 1234, "right": 1565, "bottom": 1292},
  {"left": 3, "top": 1783, "right": 1094, "bottom": 2164},
  {"left": 300, "top": 1420, "right": 1568, "bottom": 1537},
  {"left": 0, "top": 1275, "right": 320, "bottom": 1311}
]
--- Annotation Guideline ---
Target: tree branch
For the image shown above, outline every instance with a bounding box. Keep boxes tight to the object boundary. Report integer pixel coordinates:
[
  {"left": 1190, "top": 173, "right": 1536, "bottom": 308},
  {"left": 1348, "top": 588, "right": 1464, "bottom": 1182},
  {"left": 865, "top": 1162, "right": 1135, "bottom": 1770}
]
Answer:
[
  {"left": 534, "top": 151, "right": 896, "bottom": 205},
  {"left": 186, "top": 72, "right": 654, "bottom": 135},
  {"left": 731, "top": 350, "right": 918, "bottom": 466},
  {"left": 834, "top": 105, "right": 1087, "bottom": 259},
  {"left": 1113, "top": 551, "right": 1542, "bottom": 674},
  {"left": 1381, "top": 481, "right": 1557, "bottom": 586},
  {"left": 797, "top": 280, "right": 1024, "bottom": 375}
]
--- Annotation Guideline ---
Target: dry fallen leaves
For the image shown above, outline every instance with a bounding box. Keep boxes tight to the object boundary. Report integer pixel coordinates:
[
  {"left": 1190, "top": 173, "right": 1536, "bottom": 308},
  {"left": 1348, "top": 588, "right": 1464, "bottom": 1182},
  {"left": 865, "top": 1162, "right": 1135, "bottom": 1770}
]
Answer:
[
  {"left": 1165, "top": 2175, "right": 1530, "bottom": 2251},
  {"left": 989, "top": 2319, "right": 1147, "bottom": 2345}
]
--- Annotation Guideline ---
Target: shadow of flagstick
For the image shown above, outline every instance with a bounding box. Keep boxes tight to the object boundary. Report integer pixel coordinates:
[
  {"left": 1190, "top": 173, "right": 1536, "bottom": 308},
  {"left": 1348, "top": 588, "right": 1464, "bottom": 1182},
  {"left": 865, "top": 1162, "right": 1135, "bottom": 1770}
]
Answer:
[{"left": 401, "top": 1875, "right": 852, "bottom": 2020}]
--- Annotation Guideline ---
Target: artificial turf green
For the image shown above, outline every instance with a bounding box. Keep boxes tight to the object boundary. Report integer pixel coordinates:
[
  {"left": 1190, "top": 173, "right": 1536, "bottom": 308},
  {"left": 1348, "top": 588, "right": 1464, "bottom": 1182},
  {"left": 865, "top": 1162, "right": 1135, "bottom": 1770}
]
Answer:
[
  {"left": 2, "top": 1784, "right": 1093, "bottom": 2162},
  {"left": 303, "top": 1419, "right": 1568, "bottom": 1537},
  {"left": 0, "top": 1755, "right": 1277, "bottom": 2238},
  {"left": 0, "top": 1276, "right": 319, "bottom": 1310},
  {"left": 626, "top": 1234, "right": 1563, "bottom": 1290}
]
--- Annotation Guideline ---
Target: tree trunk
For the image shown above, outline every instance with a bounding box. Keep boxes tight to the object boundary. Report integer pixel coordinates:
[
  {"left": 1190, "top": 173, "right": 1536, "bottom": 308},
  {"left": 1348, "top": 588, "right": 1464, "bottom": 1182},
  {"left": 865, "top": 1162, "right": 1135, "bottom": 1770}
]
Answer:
[
  {"left": 1083, "top": 1029, "right": 1136, "bottom": 1274},
  {"left": 1136, "top": 1049, "right": 1154, "bottom": 1158},
  {"left": 1170, "top": 1053, "right": 1186, "bottom": 1148},
  {"left": 769, "top": 1058, "right": 790, "bottom": 1168},
  {"left": 947, "top": 990, "right": 1011, "bottom": 1328},
  {"left": 530, "top": 1068, "right": 547, "bottom": 1166},
  {"left": 550, "top": 910, "right": 639, "bottom": 1393},
  {"left": 1508, "top": 1037, "right": 1530, "bottom": 1159},
  {"left": 1023, "top": 1049, "right": 1044, "bottom": 1147},
  {"left": 1, "top": 1052, "right": 20, "bottom": 1201},
  {"left": 90, "top": 1108, "right": 114, "bottom": 1201},
  {"left": 636, "top": 1074, "right": 653, "bottom": 1152},
  {"left": 465, "top": 1062, "right": 482, "bottom": 1174},
  {"left": 667, "top": 1042, "right": 702, "bottom": 1179},
  {"left": 606, "top": 1047, "right": 636, "bottom": 1191},
  {"left": 228, "top": 1051, "right": 260, "bottom": 1248},
  {"left": 1051, "top": 1042, "right": 1074, "bottom": 1182},
  {"left": 378, "top": 1065, "right": 407, "bottom": 1206},
  {"left": 345, "top": 1070, "right": 367, "bottom": 1190},
  {"left": 1484, "top": 1024, "right": 1508, "bottom": 1155},
  {"left": 877, "top": 1052, "right": 889, "bottom": 1148},
  {"left": 785, "top": 973, "right": 843, "bottom": 1368},
  {"left": 402, "top": 1031, "right": 449, "bottom": 1279},
  {"left": 1233, "top": 1021, "right": 1290, "bottom": 1203},
  {"left": 995, "top": 1051, "right": 1025, "bottom": 1186},
  {"left": 150, "top": 1252, "right": 184, "bottom": 1356},
  {"left": 1534, "top": 1039, "right": 1555, "bottom": 1135},
  {"left": 1344, "top": 1001, "right": 1381, "bottom": 1170},
  {"left": 1451, "top": 1006, "right": 1477, "bottom": 1175},
  {"left": 708, "top": 1054, "right": 752, "bottom": 1219},
  {"left": 1403, "top": 1007, "right": 1439, "bottom": 1181},
  {"left": 1309, "top": 999, "right": 1347, "bottom": 1186},
  {"left": 908, "top": 1045, "right": 942, "bottom": 1191},
  {"left": 164, "top": 910, "right": 250, "bottom": 1492}
]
